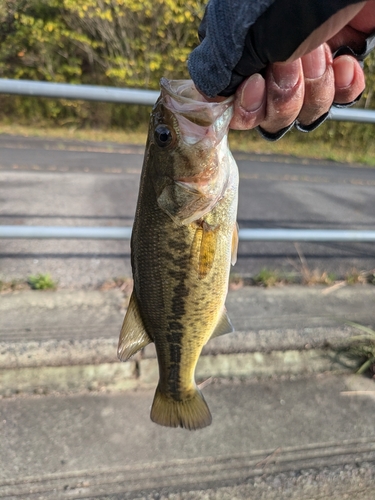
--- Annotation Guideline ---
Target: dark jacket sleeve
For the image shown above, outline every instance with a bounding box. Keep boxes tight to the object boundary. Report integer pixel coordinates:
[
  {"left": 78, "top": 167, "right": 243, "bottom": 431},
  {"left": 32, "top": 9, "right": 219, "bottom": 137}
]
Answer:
[{"left": 188, "top": 0, "right": 367, "bottom": 97}]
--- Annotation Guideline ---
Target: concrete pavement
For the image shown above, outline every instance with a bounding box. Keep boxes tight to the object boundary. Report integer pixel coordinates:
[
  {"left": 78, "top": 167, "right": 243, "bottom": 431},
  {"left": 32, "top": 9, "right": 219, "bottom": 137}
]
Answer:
[
  {"left": 1, "top": 284, "right": 375, "bottom": 498},
  {"left": 1, "top": 372, "right": 375, "bottom": 498}
]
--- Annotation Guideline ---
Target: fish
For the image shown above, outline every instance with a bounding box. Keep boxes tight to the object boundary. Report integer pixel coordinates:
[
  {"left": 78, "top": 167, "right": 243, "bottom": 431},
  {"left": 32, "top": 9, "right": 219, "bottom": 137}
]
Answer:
[{"left": 117, "top": 78, "right": 239, "bottom": 430}]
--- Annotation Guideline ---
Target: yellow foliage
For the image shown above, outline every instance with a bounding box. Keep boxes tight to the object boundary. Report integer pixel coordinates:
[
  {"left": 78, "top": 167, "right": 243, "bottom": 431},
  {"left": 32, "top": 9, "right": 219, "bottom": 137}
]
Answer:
[{"left": 0, "top": 0, "right": 206, "bottom": 90}]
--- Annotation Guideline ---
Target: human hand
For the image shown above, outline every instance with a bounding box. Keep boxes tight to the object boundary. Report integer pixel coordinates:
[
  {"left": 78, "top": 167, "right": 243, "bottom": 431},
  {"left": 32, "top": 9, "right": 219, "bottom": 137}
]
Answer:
[{"left": 230, "top": 1, "right": 375, "bottom": 136}]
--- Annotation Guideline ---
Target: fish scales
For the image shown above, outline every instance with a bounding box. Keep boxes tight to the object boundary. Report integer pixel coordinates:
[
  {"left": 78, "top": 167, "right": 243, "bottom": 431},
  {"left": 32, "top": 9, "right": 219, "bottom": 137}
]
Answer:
[
  {"left": 118, "top": 79, "right": 239, "bottom": 430},
  {"left": 134, "top": 194, "right": 233, "bottom": 396}
]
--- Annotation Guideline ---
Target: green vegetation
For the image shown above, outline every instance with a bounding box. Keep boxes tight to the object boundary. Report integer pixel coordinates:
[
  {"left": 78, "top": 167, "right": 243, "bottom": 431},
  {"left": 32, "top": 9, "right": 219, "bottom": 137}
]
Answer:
[
  {"left": 0, "top": 0, "right": 374, "bottom": 165},
  {"left": 368, "top": 270, "right": 375, "bottom": 285},
  {"left": 230, "top": 126, "right": 375, "bottom": 167},
  {"left": 301, "top": 270, "right": 337, "bottom": 286},
  {"left": 343, "top": 268, "right": 375, "bottom": 285},
  {"left": 252, "top": 268, "right": 290, "bottom": 287},
  {"left": 339, "top": 322, "right": 375, "bottom": 376},
  {"left": 0, "top": 268, "right": 374, "bottom": 293},
  {"left": 27, "top": 273, "right": 57, "bottom": 290},
  {"left": 0, "top": 274, "right": 58, "bottom": 291},
  {"left": 0, "top": 0, "right": 204, "bottom": 128},
  {"left": 0, "top": 121, "right": 148, "bottom": 144},
  {"left": 249, "top": 266, "right": 375, "bottom": 288},
  {"left": 250, "top": 267, "right": 336, "bottom": 287}
]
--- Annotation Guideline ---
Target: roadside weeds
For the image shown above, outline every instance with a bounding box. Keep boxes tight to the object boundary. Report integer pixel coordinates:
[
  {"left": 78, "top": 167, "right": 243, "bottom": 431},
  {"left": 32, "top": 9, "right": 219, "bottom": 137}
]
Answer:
[{"left": 2, "top": 268, "right": 374, "bottom": 294}]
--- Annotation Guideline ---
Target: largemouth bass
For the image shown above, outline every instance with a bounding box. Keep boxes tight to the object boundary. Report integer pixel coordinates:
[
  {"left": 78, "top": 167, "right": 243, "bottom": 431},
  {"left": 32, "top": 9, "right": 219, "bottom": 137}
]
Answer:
[{"left": 118, "top": 79, "right": 239, "bottom": 430}]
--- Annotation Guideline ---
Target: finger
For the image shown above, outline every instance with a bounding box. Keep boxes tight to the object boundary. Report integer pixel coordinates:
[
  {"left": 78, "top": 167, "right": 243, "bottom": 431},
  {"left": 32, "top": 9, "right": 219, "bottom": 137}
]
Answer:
[
  {"left": 328, "top": 1, "right": 375, "bottom": 53},
  {"left": 332, "top": 55, "right": 365, "bottom": 104},
  {"left": 297, "top": 44, "right": 335, "bottom": 127},
  {"left": 230, "top": 74, "right": 266, "bottom": 130},
  {"left": 258, "top": 59, "right": 304, "bottom": 135},
  {"left": 288, "top": 2, "right": 367, "bottom": 60},
  {"left": 347, "top": 0, "right": 375, "bottom": 34}
]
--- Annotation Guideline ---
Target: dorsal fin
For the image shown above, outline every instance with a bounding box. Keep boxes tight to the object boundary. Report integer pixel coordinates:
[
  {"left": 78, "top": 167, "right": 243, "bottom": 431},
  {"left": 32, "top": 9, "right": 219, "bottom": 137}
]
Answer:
[{"left": 117, "top": 292, "right": 152, "bottom": 361}]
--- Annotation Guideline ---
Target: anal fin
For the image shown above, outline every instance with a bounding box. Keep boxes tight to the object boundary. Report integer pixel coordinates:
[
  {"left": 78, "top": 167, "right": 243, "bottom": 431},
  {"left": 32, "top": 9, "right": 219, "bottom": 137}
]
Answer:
[
  {"left": 209, "top": 307, "right": 234, "bottom": 340},
  {"left": 117, "top": 292, "right": 152, "bottom": 361}
]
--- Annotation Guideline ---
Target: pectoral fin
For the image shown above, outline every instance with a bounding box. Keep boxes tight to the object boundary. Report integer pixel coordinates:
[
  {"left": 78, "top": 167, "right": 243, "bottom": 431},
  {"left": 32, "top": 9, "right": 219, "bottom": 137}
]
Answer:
[
  {"left": 157, "top": 182, "right": 205, "bottom": 225},
  {"left": 209, "top": 307, "right": 234, "bottom": 340},
  {"left": 231, "top": 222, "right": 239, "bottom": 266},
  {"left": 191, "top": 222, "right": 218, "bottom": 279},
  {"left": 117, "top": 292, "right": 152, "bottom": 361}
]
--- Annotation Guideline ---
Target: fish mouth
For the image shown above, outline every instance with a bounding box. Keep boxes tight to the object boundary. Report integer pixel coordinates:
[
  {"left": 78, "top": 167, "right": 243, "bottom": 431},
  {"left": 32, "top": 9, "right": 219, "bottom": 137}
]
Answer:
[
  {"left": 159, "top": 79, "right": 233, "bottom": 145},
  {"left": 155, "top": 79, "right": 234, "bottom": 225}
]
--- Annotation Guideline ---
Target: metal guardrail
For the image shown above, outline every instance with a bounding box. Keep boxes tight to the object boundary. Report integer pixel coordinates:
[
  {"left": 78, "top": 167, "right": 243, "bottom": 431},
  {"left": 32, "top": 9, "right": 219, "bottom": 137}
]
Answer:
[
  {"left": 0, "top": 79, "right": 159, "bottom": 105},
  {"left": 1, "top": 78, "right": 375, "bottom": 123},
  {"left": 0, "top": 78, "right": 374, "bottom": 242},
  {"left": 0, "top": 226, "right": 132, "bottom": 240},
  {"left": 1, "top": 226, "right": 375, "bottom": 242},
  {"left": 330, "top": 106, "right": 375, "bottom": 123}
]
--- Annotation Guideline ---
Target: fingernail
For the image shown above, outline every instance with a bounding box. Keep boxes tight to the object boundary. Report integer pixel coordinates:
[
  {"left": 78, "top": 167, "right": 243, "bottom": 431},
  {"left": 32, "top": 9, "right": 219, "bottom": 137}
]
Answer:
[
  {"left": 272, "top": 60, "right": 300, "bottom": 89},
  {"left": 239, "top": 74, "right": 265, "bottom": 112},
  {"left": 334, "top": 55, "right": 355, "bottom": 88},
  {"left": 302, "top": 45, "right": 326, "bottom": 79}
]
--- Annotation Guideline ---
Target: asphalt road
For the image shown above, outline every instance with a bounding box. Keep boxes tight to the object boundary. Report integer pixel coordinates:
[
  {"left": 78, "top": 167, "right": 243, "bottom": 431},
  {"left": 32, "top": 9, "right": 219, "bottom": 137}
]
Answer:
[{"left": 1, "top": 134, "right": 375, "bottom": 287}]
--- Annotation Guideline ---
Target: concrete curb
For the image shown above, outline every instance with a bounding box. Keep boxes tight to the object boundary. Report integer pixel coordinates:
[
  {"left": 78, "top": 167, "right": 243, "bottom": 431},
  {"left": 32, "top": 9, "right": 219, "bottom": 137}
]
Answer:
[{"left": 0, "top": 286, "right": 373, "bottom": 395}]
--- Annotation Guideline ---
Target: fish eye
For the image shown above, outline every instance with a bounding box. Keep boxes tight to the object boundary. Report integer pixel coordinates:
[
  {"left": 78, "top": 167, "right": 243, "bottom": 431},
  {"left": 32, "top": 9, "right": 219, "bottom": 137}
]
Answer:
[{"left": 154, "top": 125, "right": 173, "bottom": 148}]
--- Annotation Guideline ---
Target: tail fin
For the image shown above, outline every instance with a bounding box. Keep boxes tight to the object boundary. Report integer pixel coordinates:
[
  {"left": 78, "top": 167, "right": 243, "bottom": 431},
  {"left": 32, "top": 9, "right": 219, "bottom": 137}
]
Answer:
[{"left": 150, "top": 385, "right": 212, "bottom": 430}]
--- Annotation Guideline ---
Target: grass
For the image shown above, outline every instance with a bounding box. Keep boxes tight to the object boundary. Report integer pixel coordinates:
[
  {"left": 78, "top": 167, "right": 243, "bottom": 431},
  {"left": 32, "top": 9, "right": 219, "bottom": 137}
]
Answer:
[
  {"left": 345, "top": 268, "right": 375, "bottom": 285},
  {"left": 250, "top": 267, "right": 339, "bottom": 287},
  {"left": 1, "top": 119, "right": 375, "bottom": 166},
  {"left": 27, "top": 273, "right": 57, "bottom": 290},
  {"left": 0, "top": 274, "right": 58, "bottom": 292},
  {"left": 248, "top": 262, "right": 375, "bottom": 288},
  {"left": 337, "top": 322, "right": 375, "bottom": 376},
  {"left": 288, "top": 243, "right": 338, "bottom": 286},
  {"left": 366, "top": 269, "right": 375, "bottom": 285},
  {"left": 1, "top": 266, "right": 374, "bottom": 293},
  {"left": 301, "top": 270, "right": 337, "bottom": 286},
  {"left": 0, "top": 122, "right": 147, "bottom": 146},
  {"left": 229, "top": 127, "right": 375, "bottom": 167},
  {"left": 252, "top": 268, "right": 296, "bottom": 287}
]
